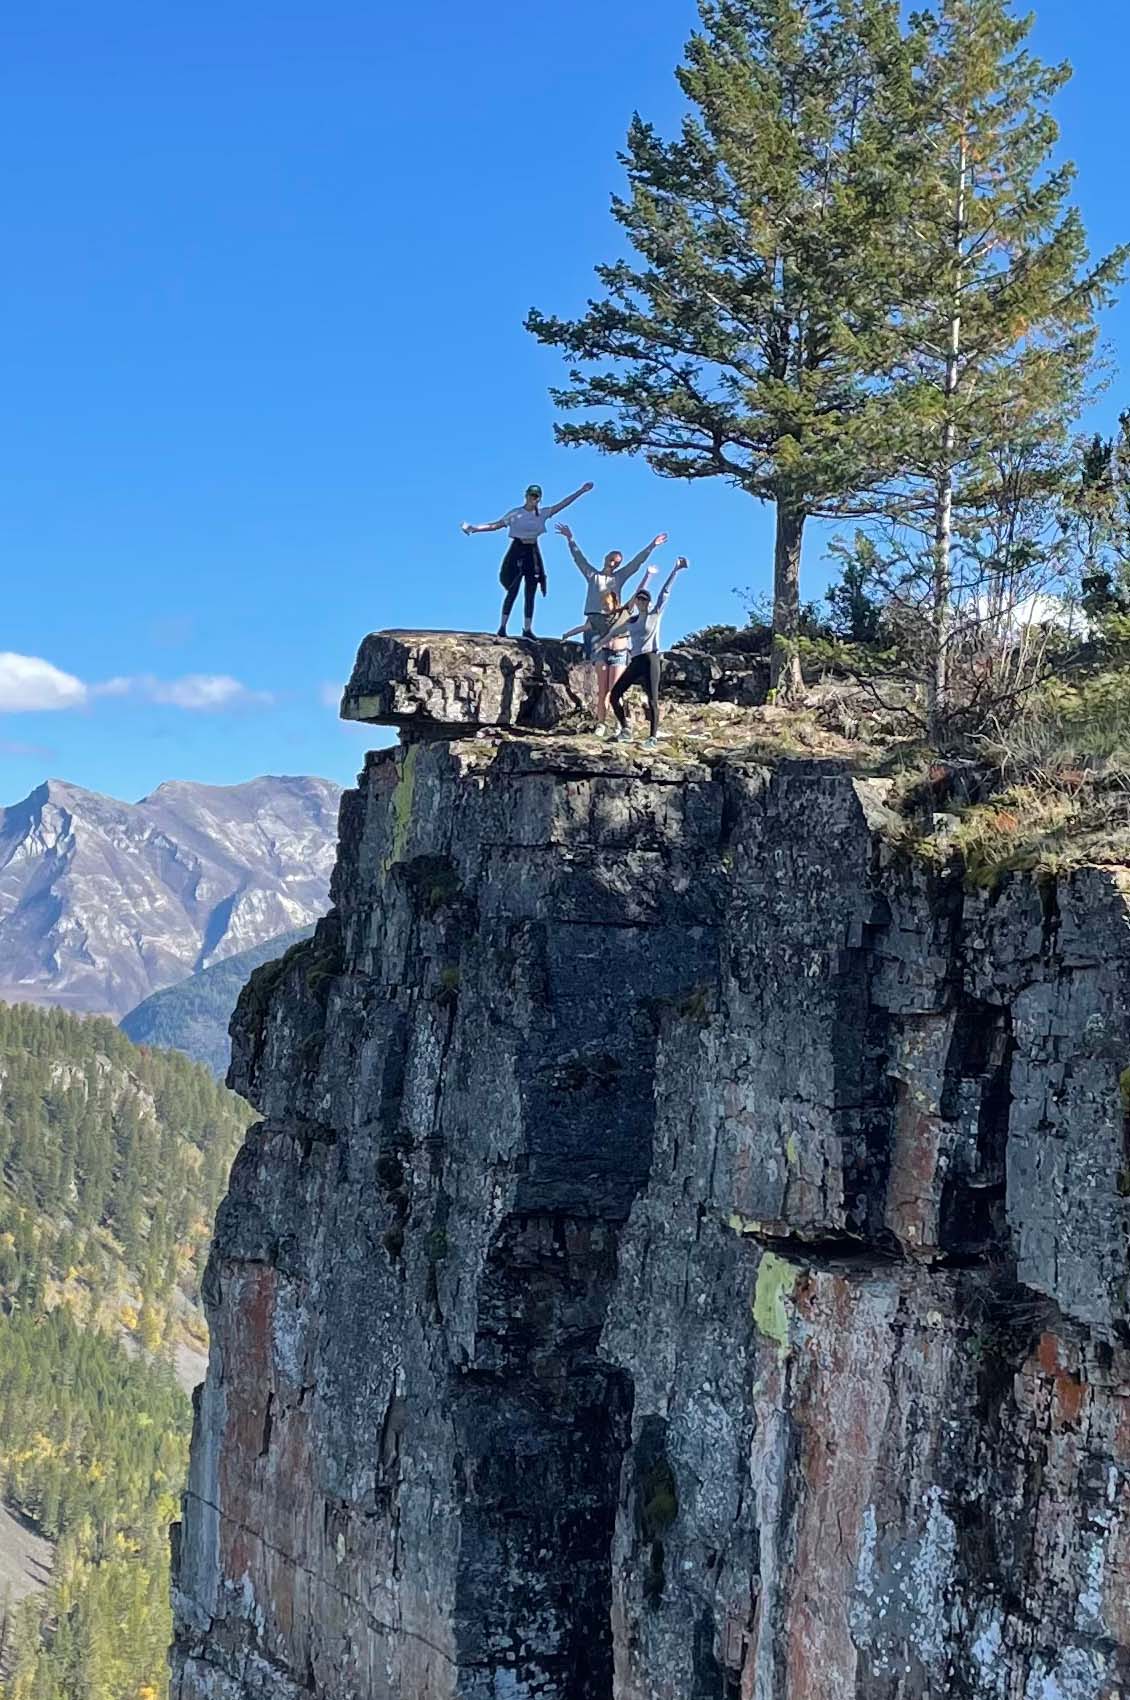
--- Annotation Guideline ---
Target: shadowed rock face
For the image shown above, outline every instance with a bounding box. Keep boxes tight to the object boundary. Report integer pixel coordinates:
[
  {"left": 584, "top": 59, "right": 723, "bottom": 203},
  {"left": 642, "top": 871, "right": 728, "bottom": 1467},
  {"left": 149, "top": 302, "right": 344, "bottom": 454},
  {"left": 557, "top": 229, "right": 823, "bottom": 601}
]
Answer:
[{"left": 173, "top": 644, "right": 1130, "bottom": 1700}]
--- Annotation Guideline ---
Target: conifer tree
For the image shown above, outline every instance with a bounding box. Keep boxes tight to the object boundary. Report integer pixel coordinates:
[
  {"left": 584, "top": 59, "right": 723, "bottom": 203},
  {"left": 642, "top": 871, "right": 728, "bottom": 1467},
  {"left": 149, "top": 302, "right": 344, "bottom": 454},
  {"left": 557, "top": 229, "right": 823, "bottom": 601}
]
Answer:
[
  {"left": 862, "top": 0, "right": 1128, "bottom": 736},
  {"left": 527, "top": 0, "right": 926, "bottom": 696},
  {"left": 1067, "top": 414, "right": 1130, "bottom": 616}
]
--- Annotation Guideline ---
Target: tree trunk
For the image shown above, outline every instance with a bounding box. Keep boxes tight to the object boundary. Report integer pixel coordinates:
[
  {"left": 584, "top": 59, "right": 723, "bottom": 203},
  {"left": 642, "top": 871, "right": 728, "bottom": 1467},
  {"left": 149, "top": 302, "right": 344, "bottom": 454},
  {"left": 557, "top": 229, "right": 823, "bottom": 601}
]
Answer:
[
  {"left": 770, "top": 501, "right": 806, "bottom": 700},
  {"left": 927, "top": 128, "right": 969, "bottom": 745},
  {"left": 929, "top": 419, "right": 956, "bottom": 743}
]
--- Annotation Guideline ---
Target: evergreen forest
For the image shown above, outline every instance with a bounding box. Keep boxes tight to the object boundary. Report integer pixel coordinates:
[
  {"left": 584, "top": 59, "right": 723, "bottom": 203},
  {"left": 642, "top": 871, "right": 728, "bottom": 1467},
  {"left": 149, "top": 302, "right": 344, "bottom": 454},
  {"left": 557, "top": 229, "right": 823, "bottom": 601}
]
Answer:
[{"left": 0, "top": 1002, "right": 252, "bottom": 1698}]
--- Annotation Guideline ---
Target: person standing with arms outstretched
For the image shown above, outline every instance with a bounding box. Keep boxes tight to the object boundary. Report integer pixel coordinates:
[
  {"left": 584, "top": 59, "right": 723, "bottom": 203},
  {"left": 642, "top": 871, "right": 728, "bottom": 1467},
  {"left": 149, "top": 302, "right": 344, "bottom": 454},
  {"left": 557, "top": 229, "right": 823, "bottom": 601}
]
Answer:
[
  {"left": 556, "top": 522, "right": 668, "bottom": 656},
  {"left": 606, "top": 557, "right": 690, "bottom": 746},
  {"left": 461, "top": 482, "right": 593, "bottom": 638},
  {"left": 557, "top": 521, "right": 666, "bottom": 732}
]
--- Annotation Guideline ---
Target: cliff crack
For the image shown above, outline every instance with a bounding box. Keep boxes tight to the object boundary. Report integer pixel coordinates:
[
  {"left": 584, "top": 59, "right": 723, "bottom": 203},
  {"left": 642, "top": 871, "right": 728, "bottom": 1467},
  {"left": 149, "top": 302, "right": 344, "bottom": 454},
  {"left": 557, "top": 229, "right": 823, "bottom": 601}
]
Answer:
[{"left": 180, "top": 1489, "right": 459, "bottom": 1668}]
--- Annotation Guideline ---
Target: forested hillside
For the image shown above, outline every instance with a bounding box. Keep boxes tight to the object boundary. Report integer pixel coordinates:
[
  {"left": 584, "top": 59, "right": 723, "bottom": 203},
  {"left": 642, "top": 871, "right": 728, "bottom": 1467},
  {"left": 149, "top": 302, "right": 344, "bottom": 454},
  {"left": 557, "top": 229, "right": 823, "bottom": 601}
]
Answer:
[
  {"left": 120, "top": 925, "right": 313, "bottom": 1076},
  {"left": 0, "top": 1001, "right": 252, "bottom": 1697}
]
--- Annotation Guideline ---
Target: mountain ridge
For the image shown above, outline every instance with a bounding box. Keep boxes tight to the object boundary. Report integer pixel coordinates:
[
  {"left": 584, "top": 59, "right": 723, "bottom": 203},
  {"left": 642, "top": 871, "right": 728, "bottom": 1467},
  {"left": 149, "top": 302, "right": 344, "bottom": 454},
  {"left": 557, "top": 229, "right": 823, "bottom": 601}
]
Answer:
[
  {"left": 0, "top": 773, "right": 341, "bottom": 1019},
  {"left": 120, "top": 924, "right": 315, "bottom": 1076}
]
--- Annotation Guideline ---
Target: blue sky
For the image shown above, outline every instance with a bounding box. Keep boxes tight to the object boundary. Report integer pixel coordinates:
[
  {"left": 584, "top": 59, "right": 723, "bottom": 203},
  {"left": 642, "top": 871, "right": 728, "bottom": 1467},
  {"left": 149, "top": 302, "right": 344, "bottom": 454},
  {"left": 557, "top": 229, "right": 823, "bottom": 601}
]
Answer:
[{"left": 2, "top": 0, "right": 1128, "bottom": 803}]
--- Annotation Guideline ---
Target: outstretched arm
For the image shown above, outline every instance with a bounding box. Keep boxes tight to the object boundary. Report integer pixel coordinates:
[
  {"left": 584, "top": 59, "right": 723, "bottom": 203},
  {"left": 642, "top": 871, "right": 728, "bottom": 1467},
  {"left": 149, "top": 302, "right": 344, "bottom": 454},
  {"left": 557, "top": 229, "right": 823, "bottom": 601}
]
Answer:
[
  {"left": 561, "top": 620, "right": 590, "bottom": 640},
  {"left": 557, "top": 524, "right": 596, "bottom": 579},
  {"left": 615, "top": 532, "right": 668, "bottom": 589},
  {"left": 542, "top": 481, "right": 594, "bottom": 519},
  {"left": 624, "top": 562, "right": 659, "bottom": 600},
  {"left": 654, "top": 557, "right": 689, "bottom": 611},
  {"left": 461, "top": 515, "right": 508, "bottom": 535}
]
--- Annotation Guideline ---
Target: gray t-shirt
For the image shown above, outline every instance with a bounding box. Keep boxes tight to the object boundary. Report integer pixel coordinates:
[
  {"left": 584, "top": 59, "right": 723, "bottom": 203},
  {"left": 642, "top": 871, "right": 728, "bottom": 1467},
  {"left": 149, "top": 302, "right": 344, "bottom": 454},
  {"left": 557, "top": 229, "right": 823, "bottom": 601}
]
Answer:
[
  {"left": 506, "top": 506, "right": 548, "bottom": 542},
  {"left": 568, "top": 539, "right": 654, "bottom": 615}
]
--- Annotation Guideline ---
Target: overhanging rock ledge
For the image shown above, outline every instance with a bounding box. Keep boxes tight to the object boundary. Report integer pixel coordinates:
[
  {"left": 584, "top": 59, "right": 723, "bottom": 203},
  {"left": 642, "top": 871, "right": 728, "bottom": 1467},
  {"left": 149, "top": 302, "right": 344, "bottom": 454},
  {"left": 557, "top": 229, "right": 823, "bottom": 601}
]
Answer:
[
  {"left": 340, "top": 629, "right": 598, "bottom": 735},
  {"left": 341, "top": 628, "right": 769, "bottom": 737}
]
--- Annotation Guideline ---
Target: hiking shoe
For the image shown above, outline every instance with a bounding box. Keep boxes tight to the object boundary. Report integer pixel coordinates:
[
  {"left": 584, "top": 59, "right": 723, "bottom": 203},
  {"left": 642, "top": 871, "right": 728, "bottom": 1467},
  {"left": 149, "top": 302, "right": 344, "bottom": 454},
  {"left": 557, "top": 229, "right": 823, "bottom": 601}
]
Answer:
[
  {"left": 593, "top": 723, "right": 608, "bottom": 739},
  {"left": 613, "top": 728, "right": 633, "bottom": 743},
  {"left": 642, "top": 735, "right": 659, "bottom": 748},
  {"left": 497, "top": 626, "right": 508, "bottom": 638}
]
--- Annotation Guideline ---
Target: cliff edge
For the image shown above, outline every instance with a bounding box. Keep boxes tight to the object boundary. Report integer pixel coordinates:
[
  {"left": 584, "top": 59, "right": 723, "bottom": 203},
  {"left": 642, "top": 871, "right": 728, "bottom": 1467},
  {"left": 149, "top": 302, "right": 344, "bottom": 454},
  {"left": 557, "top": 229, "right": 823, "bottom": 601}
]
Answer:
[{"left": 172, "top": 632, "right": 1130, "bottom": 1700}]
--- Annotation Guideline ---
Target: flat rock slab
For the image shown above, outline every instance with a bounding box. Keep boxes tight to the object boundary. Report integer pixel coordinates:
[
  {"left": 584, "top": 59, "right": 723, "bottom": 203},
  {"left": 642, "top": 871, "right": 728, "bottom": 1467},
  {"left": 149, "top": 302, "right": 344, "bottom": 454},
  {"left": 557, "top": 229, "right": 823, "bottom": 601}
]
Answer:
[
  {"left": 341, "top": 630, "right": 770, "bottom": 737},
  {"left": 341, "top": 629, "right": 598, "bottom": 735}
]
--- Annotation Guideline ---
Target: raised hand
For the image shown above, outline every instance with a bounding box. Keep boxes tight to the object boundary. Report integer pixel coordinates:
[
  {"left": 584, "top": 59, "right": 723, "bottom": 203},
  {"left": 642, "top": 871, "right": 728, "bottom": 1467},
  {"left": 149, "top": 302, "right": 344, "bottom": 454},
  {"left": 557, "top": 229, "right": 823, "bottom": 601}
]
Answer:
[
  {"left": 581, "top": 481, "right": 594, "bottom": 493},
  {"left": 461, "top": 522, "right": 473, "bottom": 535},
  {"left": 675, "top": 556, "right": 689, "bottom": 570},
  {"left": 645, "top": 564, "right": 658, "bottom": 576},
  {"left": 652, "top": 532, "right": 668, "bottom": 548},
  {"left": 556, "top": 522, "right": 573, "bottom": 539}
]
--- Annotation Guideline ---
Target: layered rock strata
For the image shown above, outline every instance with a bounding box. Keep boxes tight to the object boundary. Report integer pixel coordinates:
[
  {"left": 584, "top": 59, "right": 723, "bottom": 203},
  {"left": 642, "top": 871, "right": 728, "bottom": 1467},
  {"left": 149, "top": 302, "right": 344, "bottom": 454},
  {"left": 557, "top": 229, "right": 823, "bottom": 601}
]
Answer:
[
  {"left": 341, "top": 630, "right": 768, "bottom": 736},
  {"left": 173, "top": 633, "right": 1130, "bottom": 1700}
]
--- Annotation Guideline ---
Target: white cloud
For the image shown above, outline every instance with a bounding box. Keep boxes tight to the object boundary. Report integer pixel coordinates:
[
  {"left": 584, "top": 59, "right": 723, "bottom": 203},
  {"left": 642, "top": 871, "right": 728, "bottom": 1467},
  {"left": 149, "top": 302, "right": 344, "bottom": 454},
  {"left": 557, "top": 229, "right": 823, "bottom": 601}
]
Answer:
[
  {"left": 150, "top": 674, "right": 272, "bottom": 710},
  {"left": 0, "top": 655, "right": 272, "bottom": 716},
  {"left": 92, "top": 673, "right": 274, "bottom": 710},
  {"left": 0, "top": 653, "right": 88, "bottom": 713}
]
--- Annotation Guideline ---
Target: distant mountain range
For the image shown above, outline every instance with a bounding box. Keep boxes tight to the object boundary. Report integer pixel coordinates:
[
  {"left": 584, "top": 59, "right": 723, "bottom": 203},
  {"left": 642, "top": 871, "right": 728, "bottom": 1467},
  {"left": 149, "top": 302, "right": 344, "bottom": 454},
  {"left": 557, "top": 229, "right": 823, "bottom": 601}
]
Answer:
[
  {"left": 120, "top": 925, "right": 314, "bottom": 1077},
  {"left": 0, "top": 775, "right": 341, "bottom": 1019}
]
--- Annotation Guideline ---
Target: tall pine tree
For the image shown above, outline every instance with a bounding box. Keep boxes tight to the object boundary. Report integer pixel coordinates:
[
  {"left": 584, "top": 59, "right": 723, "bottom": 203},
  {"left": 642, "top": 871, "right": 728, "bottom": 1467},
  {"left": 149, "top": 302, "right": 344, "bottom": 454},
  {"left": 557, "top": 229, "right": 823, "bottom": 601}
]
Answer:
[
  {"left": 527, "top": 0, "right": 927, "bottom": 696},
  {"left": 869, "top": 0, "right": 1128, "bottom": 735}
]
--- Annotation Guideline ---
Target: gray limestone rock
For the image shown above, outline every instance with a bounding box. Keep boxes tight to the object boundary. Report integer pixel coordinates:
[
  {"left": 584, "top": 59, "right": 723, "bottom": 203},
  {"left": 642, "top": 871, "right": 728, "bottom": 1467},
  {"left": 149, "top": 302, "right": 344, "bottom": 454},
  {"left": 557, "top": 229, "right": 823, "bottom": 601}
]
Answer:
[
  {"left": 172, "top": 636, "right": 1130, "bottom": 1700},
  {"left": 341, "top": 629, "right": 599, "bottom": 735},
  {"left": 341, "top": 629, "right": 770, "bottom": 736}
]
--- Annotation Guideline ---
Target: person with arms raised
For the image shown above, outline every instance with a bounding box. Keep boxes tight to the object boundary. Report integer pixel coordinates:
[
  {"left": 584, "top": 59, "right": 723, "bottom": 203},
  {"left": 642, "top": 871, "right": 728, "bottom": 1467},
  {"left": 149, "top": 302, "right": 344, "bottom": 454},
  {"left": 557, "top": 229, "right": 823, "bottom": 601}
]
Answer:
[
  {"left": 606, "top": 556, "right": 690, "bottom": 747},
  {"left": 561, "top": 583, "right": 648, "bottom": 736},
  {"left": 557, "top": 519, "right": 667, "bottom": 732},
  {"left": 461, "top": 481, "right": 593, "bottom": 638}
]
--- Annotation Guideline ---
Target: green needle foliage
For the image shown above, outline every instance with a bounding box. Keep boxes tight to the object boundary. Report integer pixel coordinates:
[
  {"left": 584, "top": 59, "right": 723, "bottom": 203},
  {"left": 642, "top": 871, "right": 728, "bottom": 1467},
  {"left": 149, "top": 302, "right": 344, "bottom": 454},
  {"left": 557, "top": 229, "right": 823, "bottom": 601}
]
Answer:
[
  {"left": 863, "top": 0, "right": 1130, "bottom": 737},
  {"left": 1067, "top": 414, "right": 1130, "bottom": 619},
  {"left": 527, "top": 0, "right": 929, "bottom": 697}
]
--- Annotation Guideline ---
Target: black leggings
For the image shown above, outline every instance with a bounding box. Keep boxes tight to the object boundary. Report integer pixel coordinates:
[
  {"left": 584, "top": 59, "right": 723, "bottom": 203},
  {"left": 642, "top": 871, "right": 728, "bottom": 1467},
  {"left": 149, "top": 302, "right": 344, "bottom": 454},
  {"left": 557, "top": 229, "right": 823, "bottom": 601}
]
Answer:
[
  {"left": 610, "top": 653, "right": 661, "bottom": 736},
  {"left": 500, "top": 541, "right": 543, "bottom": 628}
]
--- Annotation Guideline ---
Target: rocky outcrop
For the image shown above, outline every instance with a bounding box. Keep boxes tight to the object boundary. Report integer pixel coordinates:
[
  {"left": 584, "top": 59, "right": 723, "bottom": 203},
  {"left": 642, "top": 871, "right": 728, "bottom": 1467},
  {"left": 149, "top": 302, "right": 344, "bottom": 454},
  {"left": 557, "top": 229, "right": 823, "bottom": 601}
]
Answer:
[
  {"left": 172, "top": 637, "right": 1130, "bottom": 1699},
  {"left": 341, "top": 631, "right": 769, "bottom": 736},
  {"left": 341, "top": 630, "right": 599, "bottom": 735}
]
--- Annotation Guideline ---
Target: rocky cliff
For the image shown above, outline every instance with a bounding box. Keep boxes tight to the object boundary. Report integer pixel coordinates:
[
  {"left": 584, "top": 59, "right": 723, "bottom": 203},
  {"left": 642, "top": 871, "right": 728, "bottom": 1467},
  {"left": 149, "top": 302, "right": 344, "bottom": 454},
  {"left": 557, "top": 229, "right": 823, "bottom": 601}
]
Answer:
[{"left": 172, "top": 632, "right": 1130, "bottom": 1700}]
